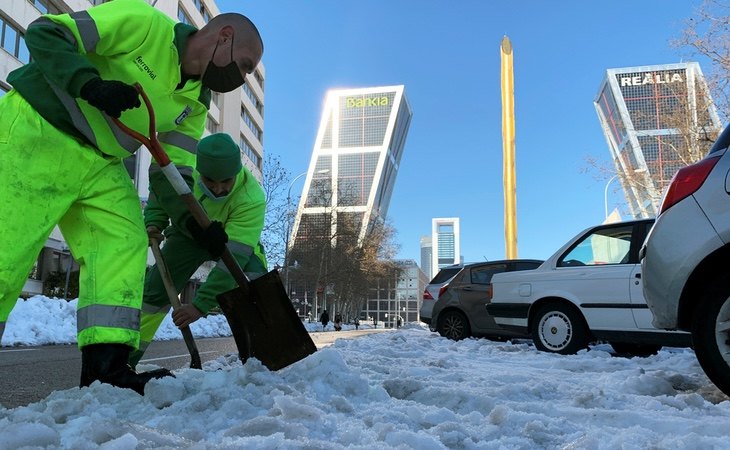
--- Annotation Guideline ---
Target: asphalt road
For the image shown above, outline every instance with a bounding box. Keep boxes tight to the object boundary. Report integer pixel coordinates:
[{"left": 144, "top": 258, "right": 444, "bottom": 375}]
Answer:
[{"left": 0, "top": 329, "right": 384, "bottom": 409}]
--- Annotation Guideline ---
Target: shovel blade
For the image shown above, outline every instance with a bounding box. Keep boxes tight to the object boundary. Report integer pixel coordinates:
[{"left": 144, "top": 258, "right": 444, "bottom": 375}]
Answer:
[{"left": 217, "top": 270, "right": 317, "bottom": 371}]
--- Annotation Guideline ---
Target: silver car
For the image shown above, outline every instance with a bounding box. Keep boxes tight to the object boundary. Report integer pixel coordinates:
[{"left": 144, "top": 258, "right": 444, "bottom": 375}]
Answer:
[{"left": 642, "top": 124, "right": 730, "bottom": 396}]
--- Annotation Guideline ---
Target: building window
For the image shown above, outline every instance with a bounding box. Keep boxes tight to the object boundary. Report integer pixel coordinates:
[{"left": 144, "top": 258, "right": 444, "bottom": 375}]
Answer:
[
  {"left": 241, "top": 108, "right": 262, "bottom": 143},
  {"left": 0, "top": 17, "right": 30, "bottom": 64},
  {"left": 201, "top": 7, "right": 212, "bottom": 23},
  {"left": 240, "top": 134, "right": 261, "bottom": 169},
  {"left": 253, "top": 70, "right": 264, "bottom": 89},
  {"left": 190, "top": 0, "right": 212, "bottom": 22},
  {"left": 29, "top": 0, "right": 62, "bottom": 14},
  {"left": 177, "top": 5, "right": 192, "bottom": 25},
  {"left": 242, "top": 83, "right": 263, "bottom": 115}
]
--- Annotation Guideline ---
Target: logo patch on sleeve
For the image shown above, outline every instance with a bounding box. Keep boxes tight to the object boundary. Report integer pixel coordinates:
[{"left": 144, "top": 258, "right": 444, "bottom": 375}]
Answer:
[{"left": 175, "top": 106, "right": 192, "bottom": 125}]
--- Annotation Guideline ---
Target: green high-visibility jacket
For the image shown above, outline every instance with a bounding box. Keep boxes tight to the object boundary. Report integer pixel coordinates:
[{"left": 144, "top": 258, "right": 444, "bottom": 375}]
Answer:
[
  {"left": 7, "top": 0, "right": 210, "bottom": 230},
  {"left": 145, "top": 166, "right": 268, "bottom": 314}
]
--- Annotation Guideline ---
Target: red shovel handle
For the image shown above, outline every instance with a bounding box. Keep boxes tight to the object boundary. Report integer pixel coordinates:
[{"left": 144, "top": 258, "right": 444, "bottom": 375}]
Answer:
[{"left": 111, "top": 83, "right": 170, "bottom": 167}]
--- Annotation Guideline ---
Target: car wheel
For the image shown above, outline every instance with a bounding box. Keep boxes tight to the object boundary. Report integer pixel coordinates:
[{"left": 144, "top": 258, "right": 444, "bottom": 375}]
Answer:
[
  {"left": 691, "top": 279, "right": 730, "bottom": 396},
  {"left": 609, "top": 342, "right": 662, "bottom": 357},
  {"left": 531, "top": 302, "right": 590, "bottom": 355},
  {"left": 437, "top": 310, "right": 471, "bottom": 340}
]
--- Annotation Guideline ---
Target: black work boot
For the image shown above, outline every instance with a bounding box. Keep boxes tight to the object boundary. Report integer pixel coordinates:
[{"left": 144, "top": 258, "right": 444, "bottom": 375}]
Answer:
[{"left": 80, "top": 343, "right": 174, "bottom": 395}]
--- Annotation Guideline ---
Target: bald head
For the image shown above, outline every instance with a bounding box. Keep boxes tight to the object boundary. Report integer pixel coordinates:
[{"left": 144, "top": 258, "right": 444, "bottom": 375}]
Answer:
[
  {"left": 183, "top": 13, "right": 264, "bottom": 92},
  {"left": 208, "top": 13, "right": 264, "bottom": 55}
]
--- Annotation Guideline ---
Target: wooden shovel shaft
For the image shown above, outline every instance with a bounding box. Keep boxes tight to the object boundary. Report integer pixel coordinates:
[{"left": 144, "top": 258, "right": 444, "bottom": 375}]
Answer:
[{"left": 150, "top": 238, "right": 202, "bottom": 370}]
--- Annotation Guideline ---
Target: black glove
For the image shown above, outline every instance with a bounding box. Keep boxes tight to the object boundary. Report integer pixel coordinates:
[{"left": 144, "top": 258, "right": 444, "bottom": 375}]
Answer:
[
  {"left": 80, "top": 78, "right": 141, "bottom": 118},
  {"left": 186, "top": 217, "right": 228, "bottom": 258}
]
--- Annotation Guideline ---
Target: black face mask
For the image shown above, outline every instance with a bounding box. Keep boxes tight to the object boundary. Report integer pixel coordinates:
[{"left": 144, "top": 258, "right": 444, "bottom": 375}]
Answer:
[{"left": 201, "top": 35, "right": 245, "bottom": 93}]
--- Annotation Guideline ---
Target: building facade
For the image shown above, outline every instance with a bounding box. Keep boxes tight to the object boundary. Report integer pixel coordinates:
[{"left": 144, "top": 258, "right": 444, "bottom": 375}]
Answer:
[
  {"left": 2, "top": 0, "right": 265, "bottom": 296},
  {"left": 289, "top": 85, "right": 412, "bottom": 251},
  {"left": 419, "top": 235, "right": 432, "bottom": 280},
  {"left": 431, "top": 217, "right": 460, "bottom": 274},
  {"left": 287, "top": 85, "right": 412, "bottom": 314},
  {"left": 594, "top": 62, "right": 721, "bottom": 218},
  {"left": 362, "top": 259, "right": 428, "bottom": 328}
]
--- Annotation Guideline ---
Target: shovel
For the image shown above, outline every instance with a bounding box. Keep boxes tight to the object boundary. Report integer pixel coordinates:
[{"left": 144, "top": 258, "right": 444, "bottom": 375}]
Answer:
[
  {"left": 112, "top": 84, "right": 317, "bottom": 371},
  {"left": 149, "top": 237, "right": 202, "bottom": 369}
]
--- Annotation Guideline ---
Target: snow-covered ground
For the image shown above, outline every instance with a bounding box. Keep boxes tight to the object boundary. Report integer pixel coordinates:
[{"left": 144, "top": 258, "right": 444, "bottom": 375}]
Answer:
[{"left": 2, "top": 296, "right": 730, "bottom": 449}]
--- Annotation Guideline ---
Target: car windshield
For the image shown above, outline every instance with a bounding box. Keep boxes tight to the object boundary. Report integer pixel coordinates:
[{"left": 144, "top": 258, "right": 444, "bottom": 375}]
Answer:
[{"left": 559, "top": 225, "right": 633, "bottom": 266}]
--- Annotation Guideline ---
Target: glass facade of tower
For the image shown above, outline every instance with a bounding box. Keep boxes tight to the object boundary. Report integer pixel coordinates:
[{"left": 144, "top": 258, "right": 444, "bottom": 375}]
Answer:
[
  {"left": 594, "top": 63, "right": 721, "bottom": 218},
  {"left": 291, "top": 86, "right": 412, "bottom": 252}
]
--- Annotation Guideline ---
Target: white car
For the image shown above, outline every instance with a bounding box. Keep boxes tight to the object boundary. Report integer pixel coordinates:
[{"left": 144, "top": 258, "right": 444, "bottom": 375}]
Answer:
[{"left": 486, "top": 219, "right": 691, "bottom": 356}]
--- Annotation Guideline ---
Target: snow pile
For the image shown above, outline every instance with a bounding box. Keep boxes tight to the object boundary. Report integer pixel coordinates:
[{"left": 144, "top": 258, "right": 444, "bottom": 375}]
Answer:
[{"left": 2, "top": 296, "right": 730, "bottom": 449}]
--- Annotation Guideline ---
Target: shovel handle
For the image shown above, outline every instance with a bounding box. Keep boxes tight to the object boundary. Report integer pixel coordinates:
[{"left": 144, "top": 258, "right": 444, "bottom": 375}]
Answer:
[
  {"left": 111, "top": 84, "right": 251, "bottom": 295},
  {"left": 150, "top": 238, "right": 203, "bottom": 370}
]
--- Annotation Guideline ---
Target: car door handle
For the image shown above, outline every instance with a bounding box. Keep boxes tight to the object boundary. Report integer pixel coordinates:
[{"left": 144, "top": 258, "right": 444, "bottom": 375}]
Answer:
[
  {"left": 463, "top": 286, "right": 474, "bottom": 291},
  {"left": 635, "top": 273, "right": 641, "bottom": 279}
]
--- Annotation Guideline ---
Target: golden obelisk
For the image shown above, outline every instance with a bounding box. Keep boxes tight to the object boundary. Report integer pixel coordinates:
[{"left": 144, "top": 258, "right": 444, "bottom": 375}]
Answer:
[{"left": 501, "top": 36, "right": 518, "bottom": 258}]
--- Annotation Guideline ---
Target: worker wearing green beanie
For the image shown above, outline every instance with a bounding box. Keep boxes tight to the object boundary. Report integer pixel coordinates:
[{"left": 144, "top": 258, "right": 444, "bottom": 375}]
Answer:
[
  {"left": 130, "top": 133, "right": 267, "bottom": 366},
  {"left": 196, "top": 133, "right": 243, "bottom": 181}
]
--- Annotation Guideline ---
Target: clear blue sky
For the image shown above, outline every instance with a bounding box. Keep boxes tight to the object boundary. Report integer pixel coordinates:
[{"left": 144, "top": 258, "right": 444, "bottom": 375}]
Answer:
[{"left": 219, "top": 0, "right": 707, "bottom": 264}]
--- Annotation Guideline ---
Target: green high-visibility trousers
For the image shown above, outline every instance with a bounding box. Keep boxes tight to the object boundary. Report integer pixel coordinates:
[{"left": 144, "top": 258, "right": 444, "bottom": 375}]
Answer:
[{"left": 0, "top": 90, "right": 147, "bottom": 349}]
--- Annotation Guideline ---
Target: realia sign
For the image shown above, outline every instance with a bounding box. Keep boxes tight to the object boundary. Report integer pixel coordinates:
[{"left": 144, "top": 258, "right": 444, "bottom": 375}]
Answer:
[{"left": 620, "top": 72, "right": 684, "bottom": 87}]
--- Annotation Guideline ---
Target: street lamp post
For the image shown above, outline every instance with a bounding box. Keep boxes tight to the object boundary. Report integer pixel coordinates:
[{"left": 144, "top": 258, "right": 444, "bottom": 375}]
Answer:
[
  {"left": 283, "top": 169, "right": 330, "bottom": 301},
  {"left": 604, "top": 174, "right": 619, "bottom": 220},
  {"left": 284, "top": 171, "right": 307, "bottom": 295}
]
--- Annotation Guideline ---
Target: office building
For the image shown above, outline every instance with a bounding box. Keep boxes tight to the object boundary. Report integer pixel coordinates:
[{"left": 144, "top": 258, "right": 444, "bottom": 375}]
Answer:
[
  {"left": 2, "top": 0, "right": 265, "bottom": 296},
  {"left": 363, "top": 259, "right": 429, "bottom": 328},
  {"left": 420, "top": 236, "right": 433, "bottom": 280},
  {"left": 289, "top": 85, "right": 412, "bottom": 254},
  {"left": 431, "top": 218, "right": 460, "bottom": 274},
  {"left": 287, "top": 85, "right": 412, "bottom": 311},
  {"left": 594, "top": 62, "right": 721, "bottom": 217}
]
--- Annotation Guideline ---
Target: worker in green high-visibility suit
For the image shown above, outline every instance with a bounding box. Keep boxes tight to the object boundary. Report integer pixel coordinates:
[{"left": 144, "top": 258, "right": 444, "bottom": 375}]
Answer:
[
  {"left": 0, "top": 0, "right": 263, "bottom": 395},
  {"left": 129, "top": 133, "right": 267, "bottom": 367}
]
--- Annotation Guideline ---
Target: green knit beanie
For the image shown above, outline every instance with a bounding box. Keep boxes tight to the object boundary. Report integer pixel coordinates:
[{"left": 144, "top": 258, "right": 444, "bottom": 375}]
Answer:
[{"left": 196, "top": 133, "right": 243, "bottom": 180}]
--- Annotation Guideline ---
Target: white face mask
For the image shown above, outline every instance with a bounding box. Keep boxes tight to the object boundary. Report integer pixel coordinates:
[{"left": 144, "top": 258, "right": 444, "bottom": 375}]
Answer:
[{"left": 198, "top": 179, "right": 230, "bottom": 202}]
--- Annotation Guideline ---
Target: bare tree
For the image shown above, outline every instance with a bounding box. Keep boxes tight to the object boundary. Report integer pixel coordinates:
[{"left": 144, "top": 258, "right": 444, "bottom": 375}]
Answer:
[
  {"left": 261, "top": 154, "right": 291, "bottom": 268},
  {"left": 674, "top": 0, "right": 730, "bottom": 122},
  {"left": 287, "top": 183, "right": 401, "bottom": 319}
]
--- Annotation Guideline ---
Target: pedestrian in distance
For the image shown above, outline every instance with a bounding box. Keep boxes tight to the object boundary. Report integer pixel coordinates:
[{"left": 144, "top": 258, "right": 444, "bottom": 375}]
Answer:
[
  {"left": 334, "top": 313, "right": 342, "bottom": 331},
  {"left": 320, "top": 310, "right": 329, "bottom": 331},
  {"left": 354, "top": 317, "right": 360, "bottom": 330},
  {"left": 129, "top": 133, "right": 267, "bottom": 367},
  {"left": 0, "top": 0, "right": 263, "bottom": 395}
]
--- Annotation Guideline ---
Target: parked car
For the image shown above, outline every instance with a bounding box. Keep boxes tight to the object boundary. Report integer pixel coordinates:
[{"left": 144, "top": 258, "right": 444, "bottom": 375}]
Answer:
[
  {"left": 423, "top": 259, "right": 543, "bottom": 340},
  {"left": 487, "top": 219, "right": 691, "bottom": 356},
  {"left": 641, "top": 124, "right": 730, "bottom": 395},
  {"left": 419, "top": 264, "right": 463, "bottom": 327}
]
